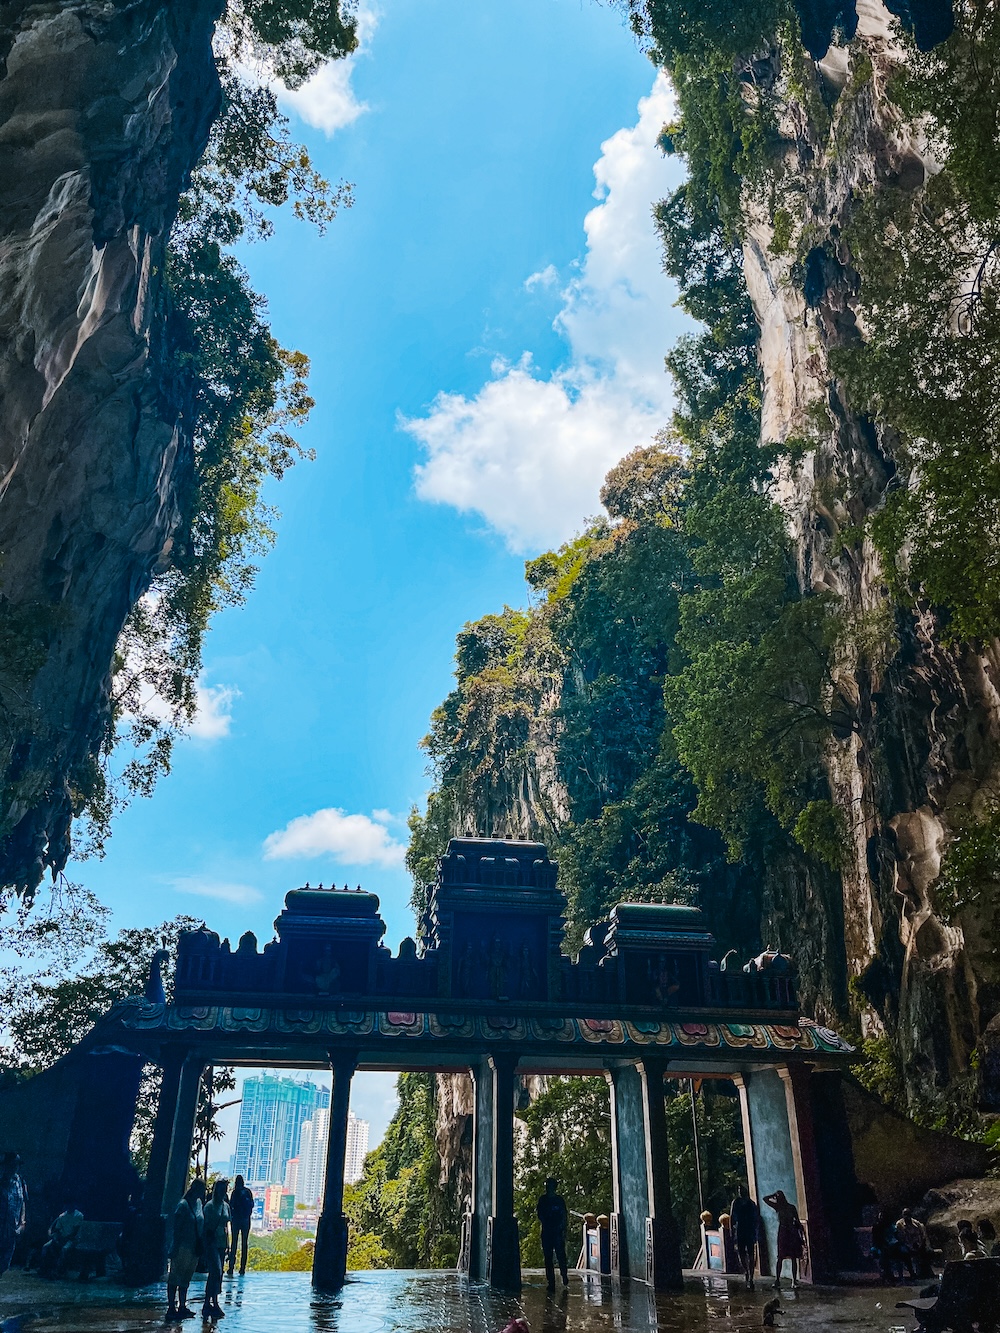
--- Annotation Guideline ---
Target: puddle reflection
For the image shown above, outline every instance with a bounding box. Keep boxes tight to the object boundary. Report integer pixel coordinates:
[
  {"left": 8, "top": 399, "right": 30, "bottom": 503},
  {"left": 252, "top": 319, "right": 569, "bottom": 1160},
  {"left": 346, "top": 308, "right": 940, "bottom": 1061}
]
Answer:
[{"left": 0, "top": 1268, "right": 894, "bottom": 1333}]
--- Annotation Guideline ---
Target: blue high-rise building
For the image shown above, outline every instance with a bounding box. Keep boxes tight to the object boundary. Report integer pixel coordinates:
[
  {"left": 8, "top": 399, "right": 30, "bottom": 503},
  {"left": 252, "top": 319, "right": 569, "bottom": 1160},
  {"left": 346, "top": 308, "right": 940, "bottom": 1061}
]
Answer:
[{"left": 232, "top": 1074, "right": 330, "bottom": 1187}]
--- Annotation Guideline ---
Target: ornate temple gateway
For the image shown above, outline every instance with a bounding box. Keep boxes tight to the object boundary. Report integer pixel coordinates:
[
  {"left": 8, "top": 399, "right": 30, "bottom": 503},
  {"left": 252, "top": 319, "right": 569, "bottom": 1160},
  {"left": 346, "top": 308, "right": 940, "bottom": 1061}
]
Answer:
[{"left": 0, "top": 839, "right": 857, "bottom": 1291}]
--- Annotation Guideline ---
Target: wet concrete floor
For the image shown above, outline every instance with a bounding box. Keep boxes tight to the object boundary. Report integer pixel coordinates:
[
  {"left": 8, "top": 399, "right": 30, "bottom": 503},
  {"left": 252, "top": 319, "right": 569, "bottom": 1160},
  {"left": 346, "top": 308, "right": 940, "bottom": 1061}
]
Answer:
[{"left": 0, "top": 1269, "right": 920, "bottom": 1333}]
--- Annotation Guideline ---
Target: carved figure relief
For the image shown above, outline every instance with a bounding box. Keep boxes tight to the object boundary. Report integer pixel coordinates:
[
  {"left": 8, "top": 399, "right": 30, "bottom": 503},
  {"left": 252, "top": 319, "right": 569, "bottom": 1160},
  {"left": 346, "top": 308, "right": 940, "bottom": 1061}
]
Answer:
[
  {"left": 488, "top": 936, "right": 508, "bottom": 1001},
  {"left": 313, "top": 944, "right": 342, "bottom": 997},
  {"left": 518, "top": 941, "right": 539, "bottom": 999}
]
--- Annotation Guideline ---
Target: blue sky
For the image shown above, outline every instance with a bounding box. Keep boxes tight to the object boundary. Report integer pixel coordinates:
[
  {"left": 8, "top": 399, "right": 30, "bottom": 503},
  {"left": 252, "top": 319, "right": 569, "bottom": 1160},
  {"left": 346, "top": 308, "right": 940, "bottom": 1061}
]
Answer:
[{"left": 66, "top": 0, "right": 689, "bottom": 1147}]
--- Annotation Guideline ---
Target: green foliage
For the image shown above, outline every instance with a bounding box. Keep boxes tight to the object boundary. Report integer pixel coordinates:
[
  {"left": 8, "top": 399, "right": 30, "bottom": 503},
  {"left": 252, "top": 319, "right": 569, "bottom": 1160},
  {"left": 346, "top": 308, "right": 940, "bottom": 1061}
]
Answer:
[
  {"left": 627, "top": 1, "right": 789, "bottom": 238},
  {"left": 792, "top": 799, "right": 846, "bottom": 868},
  {"left": 75, "top": 4, "right": 356, "bottom": 854},
  {"left": 418, "top": 607, "right": 563, "bottom": 852},
  {"left": 0, "top": 911, "right": 199, "bottom": 1073},
  {"left": 934, "top": 806, "right": 1000, "bottom": 921},
  {"left": 665, "top": 1086, "right": 745, "bottom": 1260},
  {"left": 225, "top": 0, "right": 358, "bottom": 88},
  {"left": 246, "top": 1229, "right": 317, "bottom": 1271},
  {"left": 830, "top": 4, "right": 1000, "bottom": 641},
  {"left": 769, "top": 206, "right": 793, "bottom": 255},
  {"left": 0, "top": 899, "right": 208, "bottom": 1172},
  {"left": 345, "top": 1074, "right": 460, "bottom": 1269},
  {"left": 514, "top": 1078, "right": 613, "bottom": 1264},
  {"left": 858, "top": 1038, "right": 904, "bottom": 1110}
]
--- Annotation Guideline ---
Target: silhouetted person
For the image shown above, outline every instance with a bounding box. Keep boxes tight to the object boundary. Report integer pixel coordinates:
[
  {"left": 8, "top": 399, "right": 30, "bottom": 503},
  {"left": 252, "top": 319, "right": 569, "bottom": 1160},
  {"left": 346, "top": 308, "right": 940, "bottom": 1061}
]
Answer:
[
  {"left": 227, "top": 1176, "right": 254, "bottom": 1276},
  {"left": 537, "top": 1176, "right": 568, "bottom": 1292},
  {"left": 0, "top": 1153, "right": 26, "bottom": 1279},
  {"left": 871, "top": 1207, "right": 904, "bottom": 1281},
  {"left": 957, "top": 1218, "right": 985, "bottom": 1260},
  {"left": 730, "top": 1184, "right": 760, "bottom": 1289},
  {"left": 39, "top": 1203, "right": 83, "bottom": 1278},
  {"left": 167, "top": 1179, "right": 205, "bottom": 1320},
  {"left": 202, "top": 1180, "right": 230, "bottom": 1322},
  {"left": 764, "top": 1190, "right": 805, "bottom": 1289},
  {"left": 977, "top": 1217, "right": 999, "bottom": 1257},
  {"left": 896, "top": 1208, "right": 932, "bottom": 1278}
]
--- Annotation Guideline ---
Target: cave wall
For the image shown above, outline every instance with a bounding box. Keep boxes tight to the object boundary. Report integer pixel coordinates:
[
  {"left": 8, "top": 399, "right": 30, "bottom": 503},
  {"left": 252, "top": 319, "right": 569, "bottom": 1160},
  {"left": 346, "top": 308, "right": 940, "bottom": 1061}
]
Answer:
[
  {"left": 740, "top": 0, "right": 1000, "bottom": 1104},
  {"left": 0, "top": 0, "right": 224, "bottom": 893}
]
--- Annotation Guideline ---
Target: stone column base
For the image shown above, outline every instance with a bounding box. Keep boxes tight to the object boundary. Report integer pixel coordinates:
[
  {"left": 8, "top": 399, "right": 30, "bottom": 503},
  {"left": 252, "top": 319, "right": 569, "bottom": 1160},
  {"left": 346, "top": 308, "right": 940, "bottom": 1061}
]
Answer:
[
  {"left": 312, "top": 1212, "right": 349, "bottom": 1290},
  {"left": 125, "top": 1213, "right": 167, "bottom": 1286},
  {"left": 646, "top": 1216, "right": 684, "bottom": 1291},
  {"left": 486, "top": 1214, "right": 521, "bottom": 1290}
]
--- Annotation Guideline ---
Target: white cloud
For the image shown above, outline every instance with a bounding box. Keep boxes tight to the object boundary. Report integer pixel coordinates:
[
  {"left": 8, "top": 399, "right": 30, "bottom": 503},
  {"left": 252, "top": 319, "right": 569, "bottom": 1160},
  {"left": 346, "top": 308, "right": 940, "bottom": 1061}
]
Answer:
[
  {"left": 524, "top": 264, "right": 559, "bottom": 292},
  {"left": 275, "top": 4, "right": 377, "bottom": 135},
  {"left": 263, "top": 807, "right": 407, "bottom": 867},
  {"left": 171, "top": 877, "right": 263, "bottom": 906},
  {"left": 188, "top": 682, "right": 238, "bottom": 741},
  {"left": 406, "top": 71, "right": 685, "bottom": 554}
]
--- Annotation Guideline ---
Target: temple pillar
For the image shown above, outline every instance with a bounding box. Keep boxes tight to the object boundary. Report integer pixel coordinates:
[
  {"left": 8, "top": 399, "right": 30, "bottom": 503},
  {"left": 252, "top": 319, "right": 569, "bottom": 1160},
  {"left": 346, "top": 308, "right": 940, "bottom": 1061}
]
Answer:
[
  {"left": 738, "top": 1065, "right": 833, "bottom": 1281},
  {"left": 469, "top": 1058, "right": 494, "bottom": 1281},
  {"left": 162, "top": 1055, "right": 205, "bottom": 1212},
  {"left": 733, "top": 1073, "right": 768, "bottom": 1276},
  {"left": 485, "top": 1054, "right": 520, "bottom": 1290},
  {"left": 606, "top": 1063, "right": 649, "bottom": 1281},
  {"left": 312, "top": 1054, "right": 356, "bottom": 1291},
  {"left": 130, "top": 1049, "right": 195, "bottom": 1283},
  {"left": 778, "top": 1065, "right": 834, "bottom": 1281},
  {"left": 636, "top": 1058, "right": 683, "bottom": 1290}
]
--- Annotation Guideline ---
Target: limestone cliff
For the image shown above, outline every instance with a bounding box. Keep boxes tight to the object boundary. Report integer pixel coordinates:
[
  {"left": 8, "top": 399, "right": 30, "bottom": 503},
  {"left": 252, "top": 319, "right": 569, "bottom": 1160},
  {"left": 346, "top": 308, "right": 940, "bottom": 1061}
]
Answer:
[
  {"left": 413, "top": 2, "right": 1000, "bottom": 1123},
  {"left": 737, "top": 0, "right": 1000, "bottom": 1109},
  {"left": 0, "top": 0, "right": 223, "bottom": 893}
]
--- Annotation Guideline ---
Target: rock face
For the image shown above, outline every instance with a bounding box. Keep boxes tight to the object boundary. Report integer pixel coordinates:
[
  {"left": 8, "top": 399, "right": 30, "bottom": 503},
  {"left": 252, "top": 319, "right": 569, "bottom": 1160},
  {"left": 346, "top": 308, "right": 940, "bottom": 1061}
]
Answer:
[
  {"left": 743, "top": 0, "right": 1000, "bottom": 1106},
  {"left": 0, "top": 0, "right": 223, "bottom": 892}
]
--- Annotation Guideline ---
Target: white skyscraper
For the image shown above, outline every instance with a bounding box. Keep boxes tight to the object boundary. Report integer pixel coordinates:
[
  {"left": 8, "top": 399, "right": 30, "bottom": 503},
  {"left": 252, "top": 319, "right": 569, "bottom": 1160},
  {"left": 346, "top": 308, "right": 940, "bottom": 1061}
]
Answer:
[
  {"left": 293, "top": 1108, "right": 369, "bottom": 1204},
  {"left": 345, "top": 1112, "right": 369, "bottom": 1184},
  {"left": 296, "top": 1106, "right": 329, "bottom": 1207}
]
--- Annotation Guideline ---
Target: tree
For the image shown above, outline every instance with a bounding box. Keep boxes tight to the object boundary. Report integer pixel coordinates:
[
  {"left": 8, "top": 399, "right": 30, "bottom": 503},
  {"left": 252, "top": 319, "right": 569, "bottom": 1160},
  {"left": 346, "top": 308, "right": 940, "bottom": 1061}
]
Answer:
[{"left": 514, "top": 1077, "right": 613, "bottom": 1265}]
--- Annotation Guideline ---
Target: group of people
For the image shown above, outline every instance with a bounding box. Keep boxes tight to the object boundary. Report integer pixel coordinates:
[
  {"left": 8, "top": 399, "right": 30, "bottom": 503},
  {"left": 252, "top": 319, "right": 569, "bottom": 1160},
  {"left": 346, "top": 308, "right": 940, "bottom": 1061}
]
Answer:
[
  {"left": 956, "top": 1217, "right": 999, "bottom": 1261},
  {"left": 870, "top": 1206, "right": 936, "bottom": 1280},
  {"left": 166, "top": 1174, "right": 254, "bottom": 1323},
  {"left": 728, "top": 1185, "right": 806, "bottom": 1291}
]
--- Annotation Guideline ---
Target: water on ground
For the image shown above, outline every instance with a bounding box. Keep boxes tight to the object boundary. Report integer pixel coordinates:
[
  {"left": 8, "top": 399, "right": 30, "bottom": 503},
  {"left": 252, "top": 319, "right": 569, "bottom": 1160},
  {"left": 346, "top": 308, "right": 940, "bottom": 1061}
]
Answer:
[{"left": 0, "top": 1269, "right": 920, "bottom": 1333}]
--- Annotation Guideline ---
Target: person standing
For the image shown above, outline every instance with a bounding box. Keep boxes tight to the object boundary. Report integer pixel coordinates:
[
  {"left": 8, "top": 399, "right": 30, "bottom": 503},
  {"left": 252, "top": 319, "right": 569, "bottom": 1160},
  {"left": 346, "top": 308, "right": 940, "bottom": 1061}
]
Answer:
[
  {"left": 0, "top": 1153, "right": 27, "bottom": 1280},
  {"left": 536, "top": 1177, "right": 568, "bottom": 1293},
  {"left": 167, "top": 1180, "right": 205, "bottom": 1320},
  {"left": 201, "top": 1180, "right": 231, "bottom": 1322},
  {"left": 227, "top": 1176, "right": 254, "bottom": 1277},
  {"left": 730, "top": 1184, "right": 761, "bottom": 1289},
  {"left": 763, "top": 1189, "right": 806, "bottom": 1289}
]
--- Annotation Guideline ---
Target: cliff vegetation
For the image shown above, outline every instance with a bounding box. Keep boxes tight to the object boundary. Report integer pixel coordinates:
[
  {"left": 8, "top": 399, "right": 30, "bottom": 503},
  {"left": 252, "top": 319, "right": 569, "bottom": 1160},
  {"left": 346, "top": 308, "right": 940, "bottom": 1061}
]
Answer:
[
  {"left": 411, "top": 0, "right": 1000, "bottom": 1140},
  {"left": 0, "top": 0, "right": 355, "bottom": 896}
]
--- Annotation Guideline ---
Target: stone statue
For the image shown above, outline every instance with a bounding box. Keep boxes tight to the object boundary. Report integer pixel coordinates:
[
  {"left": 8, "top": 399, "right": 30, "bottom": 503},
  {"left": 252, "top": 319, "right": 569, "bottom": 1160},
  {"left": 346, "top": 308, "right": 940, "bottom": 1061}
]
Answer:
[
  {"left": 313, "top": 944, "right": 341, "bottom": 996},
  {"left": 145, "top": 948, "right": 170, "bottom": 1005},
  {"left": 650, "top": 953, "right": 680, "bottom": 1004}
]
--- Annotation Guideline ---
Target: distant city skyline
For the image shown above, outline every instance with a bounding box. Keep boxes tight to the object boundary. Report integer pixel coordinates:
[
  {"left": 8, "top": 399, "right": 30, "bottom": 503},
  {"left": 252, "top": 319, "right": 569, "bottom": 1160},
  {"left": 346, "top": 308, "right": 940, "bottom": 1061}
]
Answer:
[{"left": 232, "top": 1074, "right": 330, "bottom": 1186}]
